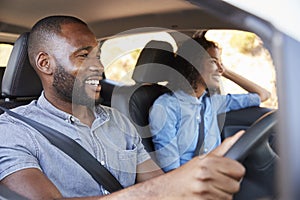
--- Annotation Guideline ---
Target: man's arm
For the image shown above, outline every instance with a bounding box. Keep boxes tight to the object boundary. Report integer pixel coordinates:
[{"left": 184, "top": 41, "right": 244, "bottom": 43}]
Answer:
[
  {"left": 1, "top": 131, "right": 245, "bottom": 200},
  {"left": 136, "top": 159, "right": 164, "bottom": 183},
  {"left": 2, "top": 168, "right": 64, "bottom": 200}
]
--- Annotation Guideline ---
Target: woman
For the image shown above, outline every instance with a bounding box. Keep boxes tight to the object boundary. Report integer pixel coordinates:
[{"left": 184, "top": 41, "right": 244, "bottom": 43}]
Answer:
[{"left": 149, "top": 32, "right": 270, "bottom": 172}]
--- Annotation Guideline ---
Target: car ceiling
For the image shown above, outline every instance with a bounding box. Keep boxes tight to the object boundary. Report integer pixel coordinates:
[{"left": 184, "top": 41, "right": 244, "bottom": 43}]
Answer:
[
  {"left": 1, "top": 0, "right": 193, "bottom": 26},
  {"left": 0, "top": 0, "right": 243, "bottom": 39}
]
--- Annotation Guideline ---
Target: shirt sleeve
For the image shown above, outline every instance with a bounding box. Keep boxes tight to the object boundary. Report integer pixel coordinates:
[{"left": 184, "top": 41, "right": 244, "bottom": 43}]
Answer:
[
  {"left": 212, "top": 93, "right": 261, "bottom": 114},
  {"left": 149, "top": 95, "right": 181, "bottom": 172},
  {"left": 0, "top": 118, "right": 41, "bottom": 181}
]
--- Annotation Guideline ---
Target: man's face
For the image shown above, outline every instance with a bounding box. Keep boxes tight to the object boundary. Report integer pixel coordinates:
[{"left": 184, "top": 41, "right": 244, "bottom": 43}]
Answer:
[{"left": 50, "top": 23, "right": 104, "bottom": 107}]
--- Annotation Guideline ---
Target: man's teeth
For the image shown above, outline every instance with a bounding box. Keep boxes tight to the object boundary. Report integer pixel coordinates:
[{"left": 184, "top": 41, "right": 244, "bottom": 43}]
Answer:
[{"left": 85, "top": 80, "right": 100, "bottom": 86}]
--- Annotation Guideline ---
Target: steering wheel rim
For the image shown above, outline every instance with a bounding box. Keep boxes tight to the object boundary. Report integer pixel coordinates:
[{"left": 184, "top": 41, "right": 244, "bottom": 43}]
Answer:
[
  {"left": 223, "top": 109, "right": 278, "bottom": 200},
  {"left": 224, "top": 109, "right": 277, "bottom": 162}
]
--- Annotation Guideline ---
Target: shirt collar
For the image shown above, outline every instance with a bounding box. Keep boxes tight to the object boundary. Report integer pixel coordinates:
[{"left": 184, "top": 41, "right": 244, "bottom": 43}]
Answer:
[
  {"left": 94, "top": 106, "right": 110, "bottom": 126},
  {"left": 37, "top": 91, "right": 109, "bottom": 125},
  {"left": 174, "top": 90, "right": 207, "bottom": 104}
]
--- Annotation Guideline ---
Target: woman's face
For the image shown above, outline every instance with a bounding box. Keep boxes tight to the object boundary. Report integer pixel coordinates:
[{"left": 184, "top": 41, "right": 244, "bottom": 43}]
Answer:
[{"left": 199, "top": 47, "right": 224, "bottom": 90}]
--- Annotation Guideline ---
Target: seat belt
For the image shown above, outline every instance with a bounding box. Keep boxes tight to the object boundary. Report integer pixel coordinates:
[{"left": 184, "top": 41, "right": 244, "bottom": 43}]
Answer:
[
  {"left": 193, "top": 104, "right": 205, "bottom": 157},
  {"left": 0, "top": 106, "right": 123, "bottom": 193}
]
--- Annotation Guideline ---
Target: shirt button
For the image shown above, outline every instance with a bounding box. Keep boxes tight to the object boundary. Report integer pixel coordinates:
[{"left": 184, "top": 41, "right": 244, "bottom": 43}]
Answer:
[
  {"left": 100, "top": 160, "right": 105, "bottom": 165},
  {"left": 103, "top": 189, "right": 110, "bottom": 195},
  {"left": 204, "top": 148, "right": 208, "bottom": 153},
  {"left": 70, "top": 116, "right": 75, "bottom": 123}
]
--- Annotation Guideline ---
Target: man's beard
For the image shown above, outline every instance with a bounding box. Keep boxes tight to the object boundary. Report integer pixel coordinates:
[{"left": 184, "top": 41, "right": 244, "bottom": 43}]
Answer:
[{"left": 52, "top": 64, "right": 102, "bottom": 108}]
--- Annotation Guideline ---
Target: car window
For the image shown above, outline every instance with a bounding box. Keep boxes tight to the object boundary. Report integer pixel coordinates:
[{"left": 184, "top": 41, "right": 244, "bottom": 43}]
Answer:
[
  {"left": 0, "top": 43, "right": 13, "bottom": 67},
  {"left": 206, "top": 30, "right": 277, "bottom": 109},
  {"left": 100, "top": 31, "right": 177, "bottom": 85},
  {"left": 100, "top": 30, "right": 277, "bottom": 109},
  {"left": 0, "top": 43, "right": 13, "bottom": 92}
]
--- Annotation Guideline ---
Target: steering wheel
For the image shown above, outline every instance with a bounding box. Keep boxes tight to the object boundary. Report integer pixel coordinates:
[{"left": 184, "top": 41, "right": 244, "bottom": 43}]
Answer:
[{"left": 224, "top": 110, "right": 278, "bottom": 200}]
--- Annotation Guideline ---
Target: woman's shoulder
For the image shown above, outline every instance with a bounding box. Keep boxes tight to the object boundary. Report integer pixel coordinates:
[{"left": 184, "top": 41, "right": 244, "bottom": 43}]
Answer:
[{"left": 154, "top": 91, "right": 177, "bottom": 104}]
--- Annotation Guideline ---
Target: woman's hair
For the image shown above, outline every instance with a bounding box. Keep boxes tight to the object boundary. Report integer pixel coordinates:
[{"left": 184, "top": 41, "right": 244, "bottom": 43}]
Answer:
[
  {"left": 193, "top": 30, "right": 219, "bottom": 51},
  {"left": 171, "top": 31, "right": 220, "bottom": 93}
]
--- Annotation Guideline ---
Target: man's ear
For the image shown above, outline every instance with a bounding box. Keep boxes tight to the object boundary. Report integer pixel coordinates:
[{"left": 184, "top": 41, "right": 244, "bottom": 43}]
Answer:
[{"left": 36, "top": 52, "right": 53, "bottom": 75}]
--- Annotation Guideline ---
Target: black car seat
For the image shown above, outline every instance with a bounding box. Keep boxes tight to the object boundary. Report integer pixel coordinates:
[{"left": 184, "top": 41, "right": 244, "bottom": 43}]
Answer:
[
  {"left": 0, "top": 67, "right": 5, "bottom": 98},
  {"left": 111, "top": 40, "right": 176, "bottom": 161},
  {"left": 0, "top": 32, "right": 43, "bottom": 114},
  {"left": 112, "top": 39, "right": 278, "bottom": 200}
]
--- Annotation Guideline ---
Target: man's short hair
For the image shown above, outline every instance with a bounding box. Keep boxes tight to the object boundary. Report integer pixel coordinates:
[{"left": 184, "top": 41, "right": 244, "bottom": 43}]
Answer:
[{"left": 27, "top": 15, "right": 87, "bottom": 67}]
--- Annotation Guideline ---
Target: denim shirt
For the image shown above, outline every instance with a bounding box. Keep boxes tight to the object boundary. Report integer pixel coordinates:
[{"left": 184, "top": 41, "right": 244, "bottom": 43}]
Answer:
[
  {"left": 149, "top": 90, "right": 260, "bottom": 172},
  {"left": 0, "top": 92, "right": 150, "bottom": 197}
]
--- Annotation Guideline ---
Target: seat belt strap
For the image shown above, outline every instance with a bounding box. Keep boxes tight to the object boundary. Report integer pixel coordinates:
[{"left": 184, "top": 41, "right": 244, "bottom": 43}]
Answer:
[
  {"left": 0, "top": 106, "right": 123, "bottom": 193},
  {"left": 193, "top": 104, "right": 205, "bottom": 157}
]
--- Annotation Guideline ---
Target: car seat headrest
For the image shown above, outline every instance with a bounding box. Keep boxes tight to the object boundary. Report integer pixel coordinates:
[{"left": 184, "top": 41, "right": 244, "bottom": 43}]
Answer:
[
  {"left": 1, "top": 32, "right": 43, "bottom": 98},
  {"left": 132, "top": 40, "right": 175, "bottom": 83}
]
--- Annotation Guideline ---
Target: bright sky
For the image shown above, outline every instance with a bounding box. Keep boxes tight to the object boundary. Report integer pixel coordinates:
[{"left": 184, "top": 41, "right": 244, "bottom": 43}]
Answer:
[
  {"left": 0, "top": 44, "right": 13, "bottom": 67},
  {"left": 224, "top": 0, "right": 300, "bottom": 42}
]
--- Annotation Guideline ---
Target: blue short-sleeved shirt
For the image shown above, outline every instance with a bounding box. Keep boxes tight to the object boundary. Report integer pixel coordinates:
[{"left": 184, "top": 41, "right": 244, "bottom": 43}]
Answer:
[
  {"left": 149, "top": 90, "right": 260, "bottom": 172},
  {"left": 0, "top": 92, "right": 150, "bottom": 197}
]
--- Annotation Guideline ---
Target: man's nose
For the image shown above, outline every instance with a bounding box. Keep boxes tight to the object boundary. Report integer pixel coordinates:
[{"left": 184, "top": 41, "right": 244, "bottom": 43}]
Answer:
[{"left": 87, "top": 58, "right": 104, "bottom": 73}]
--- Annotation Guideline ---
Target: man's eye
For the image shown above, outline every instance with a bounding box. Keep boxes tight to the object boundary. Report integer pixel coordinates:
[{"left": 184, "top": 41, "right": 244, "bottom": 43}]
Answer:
[{"left": 79, "top": 54, "right": 88, "bottom": 58}]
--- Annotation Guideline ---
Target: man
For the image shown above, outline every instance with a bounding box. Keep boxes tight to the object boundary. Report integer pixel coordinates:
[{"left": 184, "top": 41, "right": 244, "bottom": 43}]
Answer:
[{"left": 0, "top": 15, "right": 245, "bottom": 199}]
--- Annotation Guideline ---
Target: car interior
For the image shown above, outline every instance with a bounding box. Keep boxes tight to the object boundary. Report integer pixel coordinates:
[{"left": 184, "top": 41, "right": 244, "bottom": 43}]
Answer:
[
  {"left": 0, "top": 28, "right": 278, "bottom": 200},
  {"left": 1, "top": 0, "right": 300, "bottom": 199},
  {"left": 0, "top": 32, "right": 42, "bottom": 113}
]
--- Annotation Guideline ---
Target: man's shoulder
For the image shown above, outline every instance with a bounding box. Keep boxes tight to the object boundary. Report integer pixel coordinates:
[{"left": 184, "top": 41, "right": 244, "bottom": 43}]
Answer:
[
  {"left": 0, "top": 102, "right": 35, "bottom": 121},
  {"left": 0, "top": 103, "right": 40, "bottom": 145}
]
